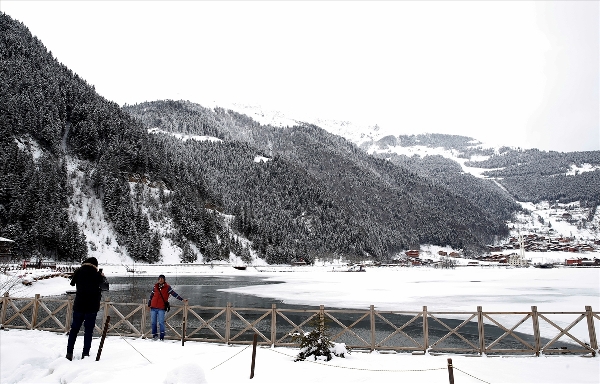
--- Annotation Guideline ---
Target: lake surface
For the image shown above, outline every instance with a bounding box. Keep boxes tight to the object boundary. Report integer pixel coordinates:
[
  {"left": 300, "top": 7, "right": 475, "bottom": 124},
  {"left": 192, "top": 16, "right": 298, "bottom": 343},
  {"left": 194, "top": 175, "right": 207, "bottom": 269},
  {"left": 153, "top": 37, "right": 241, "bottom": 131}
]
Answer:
[
  {"left": 98, "top": 275, "right": 575, "bottom": 352},
  {"left": 105, "top": 274, "right": 286, "bottom": 307}
]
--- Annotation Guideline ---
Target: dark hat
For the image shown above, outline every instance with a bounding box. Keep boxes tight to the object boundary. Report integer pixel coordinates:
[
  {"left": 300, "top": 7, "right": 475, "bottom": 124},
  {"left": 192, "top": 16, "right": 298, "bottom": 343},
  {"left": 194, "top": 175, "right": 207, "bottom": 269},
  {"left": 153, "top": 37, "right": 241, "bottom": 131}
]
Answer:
[
  {"left": 158, "top": 274, "right": 166, "bottom": 280},
  {"left": 84, "top": 257, "right": 98, "bottom": 267}
]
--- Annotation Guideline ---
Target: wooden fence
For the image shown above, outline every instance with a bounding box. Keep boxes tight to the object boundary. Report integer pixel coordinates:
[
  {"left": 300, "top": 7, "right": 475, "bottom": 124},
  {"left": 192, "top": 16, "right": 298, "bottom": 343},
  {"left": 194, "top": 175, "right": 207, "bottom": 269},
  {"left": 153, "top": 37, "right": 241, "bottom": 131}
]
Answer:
[{"left": 1, "top": 293, "right": 597, "bottom": 357}]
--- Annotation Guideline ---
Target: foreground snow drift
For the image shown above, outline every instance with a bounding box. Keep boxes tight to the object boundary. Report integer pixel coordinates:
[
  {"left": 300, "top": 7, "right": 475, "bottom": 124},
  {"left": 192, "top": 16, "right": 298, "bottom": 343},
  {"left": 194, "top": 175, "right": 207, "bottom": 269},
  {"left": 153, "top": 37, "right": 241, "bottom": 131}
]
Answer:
[{"left": 1, "top": 329, "right": 598, "bottom": 383}]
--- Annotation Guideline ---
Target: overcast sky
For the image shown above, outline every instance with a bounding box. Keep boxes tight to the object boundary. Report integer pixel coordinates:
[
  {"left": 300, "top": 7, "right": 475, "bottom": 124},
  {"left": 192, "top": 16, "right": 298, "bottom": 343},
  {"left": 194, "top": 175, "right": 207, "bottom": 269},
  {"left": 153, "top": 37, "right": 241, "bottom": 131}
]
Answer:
[{"left": 2, "top": 1, "right": 598, "bottom": 152}]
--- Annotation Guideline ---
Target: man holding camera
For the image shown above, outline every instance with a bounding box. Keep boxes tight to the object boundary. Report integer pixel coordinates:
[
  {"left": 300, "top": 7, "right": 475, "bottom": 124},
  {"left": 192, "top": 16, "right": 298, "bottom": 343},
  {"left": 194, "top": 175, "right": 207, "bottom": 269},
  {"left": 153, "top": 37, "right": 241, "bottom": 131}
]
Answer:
[{"left": 66, "top": 257, "right": 109, "bottom": 360}]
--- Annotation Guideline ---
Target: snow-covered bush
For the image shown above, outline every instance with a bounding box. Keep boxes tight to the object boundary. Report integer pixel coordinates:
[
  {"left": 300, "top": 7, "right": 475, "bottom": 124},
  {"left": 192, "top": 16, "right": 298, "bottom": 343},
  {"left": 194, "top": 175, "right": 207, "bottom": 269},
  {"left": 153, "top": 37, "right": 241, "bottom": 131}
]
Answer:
[{"left": 290, "top": 315, "right": 350, "bottom": 361}]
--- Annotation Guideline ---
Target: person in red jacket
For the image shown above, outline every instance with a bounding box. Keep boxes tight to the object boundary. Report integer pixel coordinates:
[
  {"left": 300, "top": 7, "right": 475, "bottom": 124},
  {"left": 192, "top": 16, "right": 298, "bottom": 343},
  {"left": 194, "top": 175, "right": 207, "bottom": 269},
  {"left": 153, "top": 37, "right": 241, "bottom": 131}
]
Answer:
[{"left": 147, "top": 274, "right": 187, "bottom": 340}]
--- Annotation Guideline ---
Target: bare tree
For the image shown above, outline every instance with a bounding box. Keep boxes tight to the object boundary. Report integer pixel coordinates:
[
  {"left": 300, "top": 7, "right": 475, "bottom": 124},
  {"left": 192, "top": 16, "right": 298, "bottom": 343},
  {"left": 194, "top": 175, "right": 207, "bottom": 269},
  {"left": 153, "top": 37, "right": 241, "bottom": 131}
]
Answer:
[{"left": 0, "top": 263, "right": 28, "bottom": 296}]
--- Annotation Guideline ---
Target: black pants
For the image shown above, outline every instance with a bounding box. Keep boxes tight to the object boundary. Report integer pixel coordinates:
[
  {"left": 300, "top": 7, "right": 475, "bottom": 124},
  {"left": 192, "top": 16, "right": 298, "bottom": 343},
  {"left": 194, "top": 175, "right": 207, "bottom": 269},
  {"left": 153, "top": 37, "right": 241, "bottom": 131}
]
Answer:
[{"left": 67, "top": 311, "right": 97, "bottom": 355}]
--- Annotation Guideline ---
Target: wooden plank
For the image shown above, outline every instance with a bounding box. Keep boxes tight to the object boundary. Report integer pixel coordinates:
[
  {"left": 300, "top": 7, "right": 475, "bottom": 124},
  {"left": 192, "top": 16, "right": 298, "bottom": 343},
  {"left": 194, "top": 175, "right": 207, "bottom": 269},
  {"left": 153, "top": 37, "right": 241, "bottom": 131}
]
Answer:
[
  {"left": 182, "top": 301, "right": 188, "bottom": 344},
  {"left": 428, "top": 313, "right": 479, "bottom": 351},
  {"left": 30, "top": 294, "right": 40, "bottom": 330},
  {"left": 34, "top": 300, "right": 68, "bottom": 331},
  {"left": 375, "top": 311, "right": 424, "bottom": 349},
  {"left": 1, "top": 293, "right": 8, "bottom": 327},
  {"left": 423, "top": 306, "right": 429, "bottom": 353},
  {"left": 1, "top": 295, "right": 598, "bottom": 356},
  {"left": 585, "top": 306, "right": 598, "bottom": 353},
  {"left": 483, "top": 313, "right": 534, "bottom": 352},
  {"left": 229, "top": 309, "right": 271, "bottom": 343},
  {"left": 140, "top": 300, "right": 147, "bottom": 337},
  {"left": 325, "top": 310, "right": 370, "bottom": 347},
  {"left": 163, "top": 307, "right": 184, "bottom": 339},
  {"left": 185, "top": 307, "right": 226, "bottom": 341},
  {"left": 477, "top": 306, "right": 484, "bottom": 354},
  {"left": 3, "top": 298, "right": 34, "bottom": 328},
  {"left": 370, "top": 305, "right": 375, "bottom": 351},
  {"left": 538, "top": 313, "right": 593, "bottom": 352},
  {"left": 108, "top": 304, "right": 143, "bottom": 336},
  {"left": 225, "top": 302, "right": 231, "bottom": 344},
  {"left": 274, "top": 311, "right": 318, "bottom": 344},
  {"left": 531, "top": 306, "right": 541, "bottom": 356},
  {"left": 271, "top": 304, "right": 276, "bottom": 346}
]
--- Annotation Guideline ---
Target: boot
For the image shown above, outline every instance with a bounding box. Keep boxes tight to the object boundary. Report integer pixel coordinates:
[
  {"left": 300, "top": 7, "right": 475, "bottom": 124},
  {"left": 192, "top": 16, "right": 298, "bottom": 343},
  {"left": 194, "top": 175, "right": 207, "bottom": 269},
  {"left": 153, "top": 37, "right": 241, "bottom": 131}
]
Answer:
[{"left": 65, "top": 352, "right": 73, "bottom": 361}]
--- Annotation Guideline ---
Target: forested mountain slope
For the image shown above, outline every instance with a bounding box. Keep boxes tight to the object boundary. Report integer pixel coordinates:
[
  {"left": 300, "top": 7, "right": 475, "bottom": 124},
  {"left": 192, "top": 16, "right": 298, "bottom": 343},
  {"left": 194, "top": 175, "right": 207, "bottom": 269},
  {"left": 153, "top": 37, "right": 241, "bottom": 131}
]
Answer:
[
  {"left": 466, "top": 148, "right": 600, "bottom": 205},
  {"left": 359, "top": 133, "right": 599, "bottom": 216},
  {"left": 126, "top": 101, "right": 510, "bottom": 259},
  {"left": 0, "top": 13, "right": 221, "bottom": 262},
  {"left": 1, "top": 13, "right": 513, "bottom": 264}
]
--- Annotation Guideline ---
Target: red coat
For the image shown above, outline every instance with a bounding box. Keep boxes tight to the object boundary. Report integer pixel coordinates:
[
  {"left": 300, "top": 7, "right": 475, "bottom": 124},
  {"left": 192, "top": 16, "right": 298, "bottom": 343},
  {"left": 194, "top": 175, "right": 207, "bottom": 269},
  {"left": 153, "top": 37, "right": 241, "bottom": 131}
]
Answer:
[{"left": 149, "top": 283, "right": 172, "bottom": 310}]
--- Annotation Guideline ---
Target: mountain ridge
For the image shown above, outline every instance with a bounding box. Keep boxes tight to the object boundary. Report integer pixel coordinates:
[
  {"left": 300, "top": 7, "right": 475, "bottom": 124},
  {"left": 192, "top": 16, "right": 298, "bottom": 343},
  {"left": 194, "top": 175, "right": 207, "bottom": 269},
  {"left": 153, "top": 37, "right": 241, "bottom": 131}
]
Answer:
[{"left": 1, "top": 13, "right": 597, "bottom": 267}]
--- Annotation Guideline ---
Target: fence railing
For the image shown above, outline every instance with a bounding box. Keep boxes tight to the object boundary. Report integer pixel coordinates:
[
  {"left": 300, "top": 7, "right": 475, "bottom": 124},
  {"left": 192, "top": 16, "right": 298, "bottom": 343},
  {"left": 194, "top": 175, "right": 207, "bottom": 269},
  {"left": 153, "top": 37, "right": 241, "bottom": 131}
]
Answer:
[{"left": 1, "top": 293, "right": 597, "bottom": 357}]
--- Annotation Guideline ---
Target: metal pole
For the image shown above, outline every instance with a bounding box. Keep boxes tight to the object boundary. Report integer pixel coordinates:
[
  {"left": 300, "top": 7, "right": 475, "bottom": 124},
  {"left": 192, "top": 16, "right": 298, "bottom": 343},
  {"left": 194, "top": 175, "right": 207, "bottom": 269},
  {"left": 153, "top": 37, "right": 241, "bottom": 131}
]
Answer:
[
  {"left": 95, "top": 315, "right": 111, "bottom": 361},
  {"left": 250, "top": 333, "right": 258, "bottom": 379},
  {"left": 447, "top": 358, "right": 455, "bottom": 384}
]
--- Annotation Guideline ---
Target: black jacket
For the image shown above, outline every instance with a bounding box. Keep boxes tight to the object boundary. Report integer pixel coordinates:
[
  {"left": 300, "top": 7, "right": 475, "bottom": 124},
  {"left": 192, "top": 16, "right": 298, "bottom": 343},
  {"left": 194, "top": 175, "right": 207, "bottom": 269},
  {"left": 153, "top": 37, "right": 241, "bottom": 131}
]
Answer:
[{"left": 70, "top": 263, "right": 109, "bottom": 313}]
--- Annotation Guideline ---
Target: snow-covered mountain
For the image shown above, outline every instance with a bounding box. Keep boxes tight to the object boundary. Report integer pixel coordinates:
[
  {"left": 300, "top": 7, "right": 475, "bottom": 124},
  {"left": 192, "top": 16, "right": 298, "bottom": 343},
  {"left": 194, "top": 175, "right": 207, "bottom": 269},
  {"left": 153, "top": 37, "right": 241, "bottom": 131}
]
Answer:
[
  {"left": 221, "top": 103, "right": 600, "bottom": 244},
  {"left": 2, "top": 11, "right": 598, "bottom": 269}
]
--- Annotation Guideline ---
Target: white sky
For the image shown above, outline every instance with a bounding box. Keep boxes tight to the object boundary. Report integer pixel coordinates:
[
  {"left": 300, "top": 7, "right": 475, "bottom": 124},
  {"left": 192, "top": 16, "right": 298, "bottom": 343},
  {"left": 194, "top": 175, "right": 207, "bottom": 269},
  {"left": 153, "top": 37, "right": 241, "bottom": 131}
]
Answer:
[{"left": 1, "top": 1, "right": 598, "bottom": 152}]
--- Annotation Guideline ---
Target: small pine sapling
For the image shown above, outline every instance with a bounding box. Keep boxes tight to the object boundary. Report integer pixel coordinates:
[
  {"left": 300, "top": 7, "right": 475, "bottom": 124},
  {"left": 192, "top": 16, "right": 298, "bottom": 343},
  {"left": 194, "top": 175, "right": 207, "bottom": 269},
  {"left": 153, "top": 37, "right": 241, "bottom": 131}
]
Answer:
[{"left": 291, "top": 313, "right": 334, "bottom": 361}]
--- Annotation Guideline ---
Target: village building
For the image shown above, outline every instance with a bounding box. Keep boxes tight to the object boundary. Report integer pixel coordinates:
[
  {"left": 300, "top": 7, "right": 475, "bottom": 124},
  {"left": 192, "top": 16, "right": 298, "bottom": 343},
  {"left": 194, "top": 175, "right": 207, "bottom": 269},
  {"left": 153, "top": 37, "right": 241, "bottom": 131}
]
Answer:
[{"left": 508, "top": 253, "right": 529, "bottom": 267}]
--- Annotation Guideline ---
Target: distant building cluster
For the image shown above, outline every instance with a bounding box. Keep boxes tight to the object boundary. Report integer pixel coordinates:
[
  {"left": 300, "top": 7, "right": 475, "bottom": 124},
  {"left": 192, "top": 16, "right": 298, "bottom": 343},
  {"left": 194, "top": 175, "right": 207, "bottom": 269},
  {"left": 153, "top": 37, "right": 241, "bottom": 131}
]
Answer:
[
  {"left": 564, "top": 257, "right": 600, "bottom": 267},
  {"left": 487, "top": 234, "right": 599, "bottom": 253}
]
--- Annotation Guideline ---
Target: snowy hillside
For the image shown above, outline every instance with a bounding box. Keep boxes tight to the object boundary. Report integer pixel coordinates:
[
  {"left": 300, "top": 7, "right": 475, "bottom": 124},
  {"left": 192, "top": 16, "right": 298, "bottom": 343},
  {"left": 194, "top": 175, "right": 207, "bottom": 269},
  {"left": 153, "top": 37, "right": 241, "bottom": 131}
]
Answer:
[{"left": 222, "top": 103, "right": 600, "bottom": 247}]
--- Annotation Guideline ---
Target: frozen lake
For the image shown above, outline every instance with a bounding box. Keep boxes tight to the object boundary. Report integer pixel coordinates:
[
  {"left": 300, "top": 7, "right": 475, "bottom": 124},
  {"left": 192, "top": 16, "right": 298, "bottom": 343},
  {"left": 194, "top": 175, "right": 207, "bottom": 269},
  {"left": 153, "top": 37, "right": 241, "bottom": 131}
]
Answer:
[
  {"left": 26, "top": 264, "right": 599, "bottom": 348},
  {"left": 95, "top": 267, "right": 598, "bottom": 351}
]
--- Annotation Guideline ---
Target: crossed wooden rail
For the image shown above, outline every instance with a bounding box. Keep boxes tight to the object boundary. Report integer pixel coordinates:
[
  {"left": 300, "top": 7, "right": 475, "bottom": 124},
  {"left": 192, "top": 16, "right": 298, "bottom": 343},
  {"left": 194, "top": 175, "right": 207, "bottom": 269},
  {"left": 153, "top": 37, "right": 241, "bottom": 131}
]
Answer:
[{"left": 1, "top": 293, "right": 597, "bottom": 356}]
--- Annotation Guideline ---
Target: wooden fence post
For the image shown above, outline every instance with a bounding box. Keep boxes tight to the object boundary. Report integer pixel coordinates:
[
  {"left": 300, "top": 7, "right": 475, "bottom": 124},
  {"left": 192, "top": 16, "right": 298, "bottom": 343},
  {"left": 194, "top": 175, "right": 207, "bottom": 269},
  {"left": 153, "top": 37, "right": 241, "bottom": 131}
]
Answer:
[
  {"left": 250, "top": 333, "right": 258, "bottom": 379},
  {"left": 1, "top": 292, "right": 8, "bottom": 329},
  {"left": 271, "top": 304, "right": 277, "bottom": 347},
  {"left": 182, "top": 300, "right": 188, "bottom": 346},
  {"left": 101, "top": 297, "right": 110, "bottom": 332},
  {"left": 65, "top": 294, "right": 74, "bottom": 333},
  {"left": 423, "top": 306, "right": 429, "bottom": 353},
  {"left": 141, "top": 300, "right": 147, "bottom": 338},
  {"left": 225, "top": 302, "right": 231, "bottom": 344},
  {"left": 319, "top": 305, "right": 325, "bottom": 334},
  {"left": 531, "top": 306, "right": 541, "bottom": 357},
  {"left": 30, "top": 294, "right": 40, "bottom": 330},
  {"left": 370, "top": 305, "right": 376, "bottom": 352},
  {"left": 477, "top": 306, "right": 485, "bottom": 355},
  {"left": 95, "top": 315, "right": 111, "bottom": 361},
  {"left": 585, "top": 306, "right": 597, "bottom": 356},
  {"left": 447, "top": 358, "right": 455, "bottom": 384}
]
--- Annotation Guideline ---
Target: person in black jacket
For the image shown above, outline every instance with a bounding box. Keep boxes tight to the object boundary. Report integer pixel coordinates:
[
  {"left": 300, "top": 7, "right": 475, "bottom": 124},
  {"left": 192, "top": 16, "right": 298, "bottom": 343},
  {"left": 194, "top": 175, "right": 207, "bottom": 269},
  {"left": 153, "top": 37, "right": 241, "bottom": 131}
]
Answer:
[{"left": 66, "top": 257, "right": 109, "bottom": 360}]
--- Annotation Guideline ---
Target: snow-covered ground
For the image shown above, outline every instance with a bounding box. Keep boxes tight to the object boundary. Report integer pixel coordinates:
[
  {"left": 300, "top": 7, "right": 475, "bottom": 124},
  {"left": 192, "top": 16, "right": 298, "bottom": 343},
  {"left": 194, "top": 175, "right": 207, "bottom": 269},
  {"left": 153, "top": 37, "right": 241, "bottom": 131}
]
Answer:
[
  {"left": 1, "top": 264, "right": 598, "bottom": 383},
  {"left": 1, "top": 327, "right": 598, "bottom": 384},
  {"left": 5, "top": 126, "right": 599, "bottom": 382}
]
